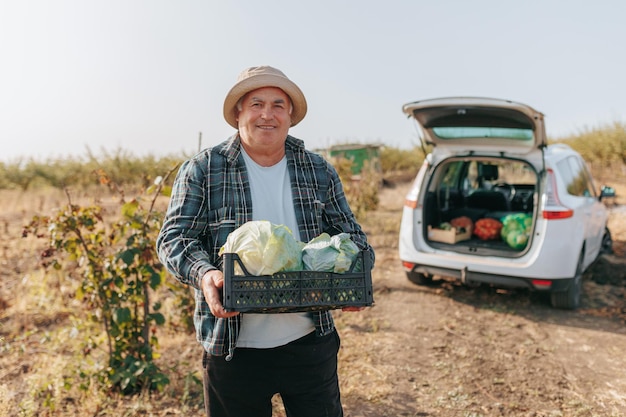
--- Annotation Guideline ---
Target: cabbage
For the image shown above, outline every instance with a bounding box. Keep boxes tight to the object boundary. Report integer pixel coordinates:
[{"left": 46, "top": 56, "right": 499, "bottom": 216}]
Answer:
[
  {"left": 219, "top": 221, "right": 303, "bottom": 275},
  {"left": 500, "top": 213, "right": 532, "bottom": 250},
  {"left": 220, "top": 222, "right": 360, "bottom": 275},
  {"left": 506, "top": 231, "right": 528, "bottom": 249},
  {"left": 302, "top": 233, "right": 360, "bottom": 273}
]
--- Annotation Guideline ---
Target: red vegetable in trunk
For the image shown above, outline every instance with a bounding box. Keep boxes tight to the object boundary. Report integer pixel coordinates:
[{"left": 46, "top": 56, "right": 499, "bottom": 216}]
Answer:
[
  {"left": 450, "top": 216, "right": 473, "bottom": 233},
  {"left": 473, "top": 218, "right": 503, "bottom": 240}
]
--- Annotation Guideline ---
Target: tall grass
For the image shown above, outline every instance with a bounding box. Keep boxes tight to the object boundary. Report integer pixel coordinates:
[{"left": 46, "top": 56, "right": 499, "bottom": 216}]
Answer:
[
  {"left": 551, "top": 121, "right": 626, "bottom": 181},
  {"left": 1, "top": 121, "right": 625, "bottom": 192},
  {"left": 0, "top": 149, "right": 185, "bottom": 192}
]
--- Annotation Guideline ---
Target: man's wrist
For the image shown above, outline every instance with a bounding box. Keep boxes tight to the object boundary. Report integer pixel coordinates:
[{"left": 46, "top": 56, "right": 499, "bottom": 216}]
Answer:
[{"left": 199, "top": 268, "right": 217, "bottom": 288}]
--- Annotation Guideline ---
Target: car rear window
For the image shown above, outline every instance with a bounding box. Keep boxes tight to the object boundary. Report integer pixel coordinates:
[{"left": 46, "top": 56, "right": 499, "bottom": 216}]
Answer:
[{"left": 432, "top": 127, "right": 533, "bottom": 140}]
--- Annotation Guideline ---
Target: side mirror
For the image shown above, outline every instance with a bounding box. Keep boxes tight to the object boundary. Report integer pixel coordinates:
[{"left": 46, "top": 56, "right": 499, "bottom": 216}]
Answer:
[{"left": 600, "top": 185, "right": 616, "bottom": 201}]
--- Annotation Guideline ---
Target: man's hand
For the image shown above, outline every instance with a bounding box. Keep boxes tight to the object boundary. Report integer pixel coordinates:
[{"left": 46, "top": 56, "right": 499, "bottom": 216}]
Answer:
[{"left": 201, "top": 270, "right": 239, "bottom": 319}]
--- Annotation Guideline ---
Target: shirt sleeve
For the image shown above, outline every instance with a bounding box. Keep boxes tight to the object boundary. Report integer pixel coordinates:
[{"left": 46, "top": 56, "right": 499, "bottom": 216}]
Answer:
[{"left": 156, "top": 156, "right": 217, "bottom": 289}]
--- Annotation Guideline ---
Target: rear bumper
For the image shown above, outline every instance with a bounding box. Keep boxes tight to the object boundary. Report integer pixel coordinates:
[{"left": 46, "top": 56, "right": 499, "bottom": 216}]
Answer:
[{"left": 406, "top": 263, "right": 571, "bottom": 291}]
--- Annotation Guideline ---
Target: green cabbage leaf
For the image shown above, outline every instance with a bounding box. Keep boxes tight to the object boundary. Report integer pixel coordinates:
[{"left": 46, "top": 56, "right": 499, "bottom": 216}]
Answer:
[
  {"left": 219, "top": 221, "right": 303, "bottom": 275},
  {"left": 500, "top": 213, "right": 532, "bottom": 250},
  {"left": 302, "top": 232, "right": 360, "bottom": 273}
]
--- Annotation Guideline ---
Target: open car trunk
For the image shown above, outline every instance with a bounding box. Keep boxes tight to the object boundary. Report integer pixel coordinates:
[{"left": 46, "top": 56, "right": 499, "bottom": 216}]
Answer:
[{"left": 422, "top": 156, "right": 539, "bottom": 257}]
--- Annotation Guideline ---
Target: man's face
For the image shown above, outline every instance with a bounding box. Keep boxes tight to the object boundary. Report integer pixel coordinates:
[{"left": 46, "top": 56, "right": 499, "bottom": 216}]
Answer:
[{"left": 237, "top": 87, "right": 292, "bottom": 149}]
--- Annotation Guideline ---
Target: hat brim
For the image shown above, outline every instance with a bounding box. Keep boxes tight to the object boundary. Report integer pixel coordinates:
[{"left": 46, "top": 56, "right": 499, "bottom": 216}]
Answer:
[{"left": 223, "top": 74, "right": 307, "bottom": 129}]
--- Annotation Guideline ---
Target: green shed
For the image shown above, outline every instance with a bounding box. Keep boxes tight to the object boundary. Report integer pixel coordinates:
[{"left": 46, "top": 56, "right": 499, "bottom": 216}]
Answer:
[{"left": 327, "top": 144, "right": 382, "bottom": 176}]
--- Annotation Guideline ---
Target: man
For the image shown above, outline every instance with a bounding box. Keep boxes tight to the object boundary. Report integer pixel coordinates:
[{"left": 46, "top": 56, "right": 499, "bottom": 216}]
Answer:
[{"left": 156, "top": 66, "right": 374, "bottom": 417}]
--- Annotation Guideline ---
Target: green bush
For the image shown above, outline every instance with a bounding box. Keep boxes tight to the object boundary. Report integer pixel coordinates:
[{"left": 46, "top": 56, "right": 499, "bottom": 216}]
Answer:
[{"left": 22, "top": 170, "right": 182, "bottom": 396}]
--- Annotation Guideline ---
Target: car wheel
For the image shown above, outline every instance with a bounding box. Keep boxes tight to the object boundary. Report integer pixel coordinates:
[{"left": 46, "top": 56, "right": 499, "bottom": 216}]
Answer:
[
  {"left": 600, "top": 227, "right": 613, "bottom": 255},
  {"left": 550, "top": 251, "right": 583, "bottom": 310},
  {"left": 406, "top": 271, "right": 433, "bottom": 286}
]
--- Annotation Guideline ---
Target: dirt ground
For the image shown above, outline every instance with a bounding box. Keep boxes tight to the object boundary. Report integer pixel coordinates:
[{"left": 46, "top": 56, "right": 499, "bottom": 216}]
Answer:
[
  {"left": 332, "top": 179, "right": 626, "bottom": 417},
  {"left": 1, "top": 178, "right": 625, "bottom": 417}
]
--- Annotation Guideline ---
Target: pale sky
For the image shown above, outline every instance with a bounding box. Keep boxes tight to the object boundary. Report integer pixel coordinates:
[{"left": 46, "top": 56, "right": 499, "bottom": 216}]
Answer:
[{"left": 1, "top": 0, "right": 625, "bottom": 162}]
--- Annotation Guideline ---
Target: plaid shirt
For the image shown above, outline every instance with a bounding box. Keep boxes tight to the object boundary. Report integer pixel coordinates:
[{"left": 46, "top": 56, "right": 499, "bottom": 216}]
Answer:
[{"left": 156, "top": 134, "right": 374, "bottom": 359}]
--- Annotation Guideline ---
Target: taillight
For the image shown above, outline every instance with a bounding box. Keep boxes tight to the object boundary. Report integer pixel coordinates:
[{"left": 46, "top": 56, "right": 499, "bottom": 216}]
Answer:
[
  {"left": 404, "top": 199, "right": 418, "bottom": 209},
  {"left": 543, "top": 210, "right": 574, "bottom": 220},
  {"left": 542, "top": 169, "right": 574, "bottom": 219},
  {"left": 531, "top": 279, "right": 552, "bottom": 289},
  {"left": 402, "top": 261, "right": 416, "bottom": 271}
]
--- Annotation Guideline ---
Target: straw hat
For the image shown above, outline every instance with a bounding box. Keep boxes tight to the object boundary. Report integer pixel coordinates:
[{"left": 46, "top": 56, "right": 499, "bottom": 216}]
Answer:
[{"left": 223, "top": 66, "right": 307, "bottom": 129}]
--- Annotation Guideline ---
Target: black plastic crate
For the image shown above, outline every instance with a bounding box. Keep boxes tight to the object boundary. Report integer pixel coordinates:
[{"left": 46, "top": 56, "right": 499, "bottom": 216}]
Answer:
[{"left": 222, "top": 249, "right": 374, "bottom": 313}]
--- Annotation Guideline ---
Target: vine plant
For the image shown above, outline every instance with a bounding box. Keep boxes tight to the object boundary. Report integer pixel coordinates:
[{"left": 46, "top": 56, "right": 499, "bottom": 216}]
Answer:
[{"left": 23, "top": 168, "right": 179, "bottom": 395}]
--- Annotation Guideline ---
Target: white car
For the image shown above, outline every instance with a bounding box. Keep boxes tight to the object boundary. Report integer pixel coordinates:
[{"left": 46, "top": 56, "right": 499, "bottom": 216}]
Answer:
[{"left": 399, "top": 97, "right": 615, "bottom": 309}]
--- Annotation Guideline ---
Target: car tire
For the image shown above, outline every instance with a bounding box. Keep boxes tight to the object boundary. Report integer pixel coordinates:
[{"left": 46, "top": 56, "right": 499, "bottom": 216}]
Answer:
[
  {"left": 600, "top": 227, "right": 613, "bottom": 255},
  {"left": 550, "top": 251, "right": 583, "bottom": 310},
  {"left": 406, "top": 271, "right": 433, "bottom": 286}
]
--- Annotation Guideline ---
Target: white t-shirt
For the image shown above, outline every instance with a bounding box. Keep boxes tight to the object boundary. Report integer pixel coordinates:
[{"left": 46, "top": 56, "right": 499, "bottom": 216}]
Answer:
[{"left": 236, "top": 148, "right": 315, "bottom": 348}]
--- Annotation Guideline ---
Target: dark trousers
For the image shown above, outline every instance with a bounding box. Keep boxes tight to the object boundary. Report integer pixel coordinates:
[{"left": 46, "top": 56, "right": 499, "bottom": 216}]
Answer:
[{"left": 202, "top": 330, "right": 343, "bottom": 417}]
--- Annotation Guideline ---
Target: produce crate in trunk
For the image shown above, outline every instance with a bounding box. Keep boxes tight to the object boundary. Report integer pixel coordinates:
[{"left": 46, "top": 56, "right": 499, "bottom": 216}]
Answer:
[
  {"left": 222, "top": 250, "right": 374, "bottom": 313},
  {"left": 427, "top": 225, "right": 472, "bottom": 244}
]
